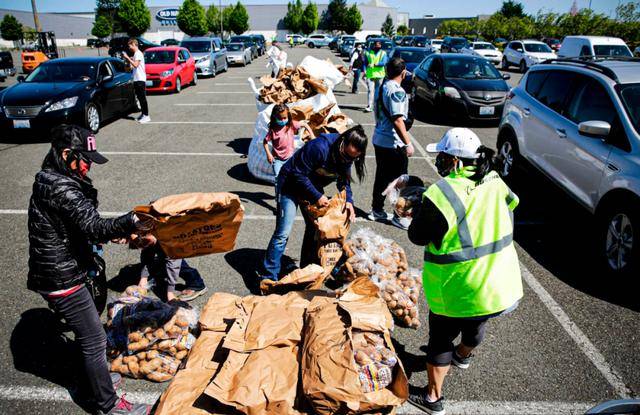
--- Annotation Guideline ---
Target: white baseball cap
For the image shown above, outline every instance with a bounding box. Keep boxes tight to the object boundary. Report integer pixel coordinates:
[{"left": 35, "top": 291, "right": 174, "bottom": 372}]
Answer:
[{"left": 425, "top": 128, "right": 482, "bottom": 159}]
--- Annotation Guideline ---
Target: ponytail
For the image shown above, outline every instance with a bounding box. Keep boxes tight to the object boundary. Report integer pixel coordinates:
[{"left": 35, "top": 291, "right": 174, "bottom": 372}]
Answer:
[{"left": 467, "top": 145, "right": 496, "bottom": 182}]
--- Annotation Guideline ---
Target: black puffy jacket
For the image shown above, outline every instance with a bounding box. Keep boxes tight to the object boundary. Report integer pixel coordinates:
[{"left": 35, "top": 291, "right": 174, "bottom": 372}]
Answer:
[{"left": 27, "top": 168, "right": 136, "bottom": 292}]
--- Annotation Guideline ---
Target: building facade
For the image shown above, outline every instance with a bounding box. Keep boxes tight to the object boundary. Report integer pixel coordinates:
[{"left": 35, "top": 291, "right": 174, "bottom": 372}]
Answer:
[{"left": 409, "top": 16, "right": 476, "bottom": 38}]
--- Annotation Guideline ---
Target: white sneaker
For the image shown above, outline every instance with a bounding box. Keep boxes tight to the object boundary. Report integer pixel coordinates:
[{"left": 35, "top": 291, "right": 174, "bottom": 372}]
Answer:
[
  {"left": 391, "top": 215, "right": 411, "bottom": 230},
  {"left": 368, "top": 209, "right": 390, "bottom": 222},
  {"left": 138, "top": 115, "right": 151, "bottom": 124},
  {"left": 135, "top": 114, "right": 143, "bottom": 121},
  {"left": 363, "top": 107, "right": 372, "bottom": 113}
]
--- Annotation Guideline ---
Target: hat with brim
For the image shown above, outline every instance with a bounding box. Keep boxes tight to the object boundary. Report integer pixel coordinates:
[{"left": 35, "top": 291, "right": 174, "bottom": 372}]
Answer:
[
  {"left": 79, "top": 150, "right": 109, "bottom": 164},
  {"left": 426, "top": 128, "right": 482, "bottom": 159}
]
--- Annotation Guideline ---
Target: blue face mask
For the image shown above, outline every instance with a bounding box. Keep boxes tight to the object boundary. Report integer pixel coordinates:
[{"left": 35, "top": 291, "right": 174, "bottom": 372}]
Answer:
[{"left": 276, "top": 118, "right": 288, "bottom": 127}]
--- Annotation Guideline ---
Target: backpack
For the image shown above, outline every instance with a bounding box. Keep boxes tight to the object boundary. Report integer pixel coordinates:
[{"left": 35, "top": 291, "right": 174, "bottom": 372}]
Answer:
[{"left": 376, "top": 79, "right": 414, "bottom": 132}]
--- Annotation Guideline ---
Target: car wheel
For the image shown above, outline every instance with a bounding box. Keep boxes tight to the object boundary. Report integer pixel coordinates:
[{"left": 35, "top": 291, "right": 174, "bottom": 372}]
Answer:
[
  {"left": 502, "top": 57, "right": 509, "bottom": 70},
  {"left": 599, "top": 201, "right": 639, "bottom": 277},
  {"left": 497, "top": 133, "right": 520, "bottom": 181},
  {"left": 519, "top": 60, "right": 527, "bottom": 73},
  {"left": 242, "top": 58, "right": 247, "bottom": 67},
  {"left": 308, "top": 42, "right": 315, "bottom": 48},
  {"left": 212, "top": 63, "right": 217, "bottom": 77},
  {"left": 192, "top": 71, "right": 197, "bottom": 86},
  {"left": 85, "top": 102, "right": 100, "bottom": 133},
  {"left": 175, "top": 77, "right": 181, "bottom": 93}
]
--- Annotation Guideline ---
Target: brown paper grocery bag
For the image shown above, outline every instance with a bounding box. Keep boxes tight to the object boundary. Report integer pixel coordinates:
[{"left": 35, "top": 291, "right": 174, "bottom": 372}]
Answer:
[
  {"left": 154, "top": 368, "right": 218, "bottom": 415},
  {"left": 259, "top": 264, "right": 327, "bottom": 295},
  {"left": 198, "top": 292, "right": 243, "bottom": 332},
  {"left": 134, "top": 192, "right": 244, "bottom": 259}
]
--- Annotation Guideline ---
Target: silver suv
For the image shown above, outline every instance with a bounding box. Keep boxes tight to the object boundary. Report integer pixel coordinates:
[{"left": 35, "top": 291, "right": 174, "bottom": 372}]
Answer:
[{"left": 498, "top": 57, "right": 640, "bottom": 276}]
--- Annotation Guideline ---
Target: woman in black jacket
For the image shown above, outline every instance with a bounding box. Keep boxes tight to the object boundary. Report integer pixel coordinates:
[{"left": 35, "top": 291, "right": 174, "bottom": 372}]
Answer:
[{"left": 28, "top": 125, "right": 150, "bottom": 415}]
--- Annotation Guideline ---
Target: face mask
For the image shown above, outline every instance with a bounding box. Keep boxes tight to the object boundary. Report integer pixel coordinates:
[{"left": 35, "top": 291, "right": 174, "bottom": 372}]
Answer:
[
  {"left": 435, "top": 153, "right": 453, "bottom": 177},
  {"left": 276, "top": 118, "right": 288, "bottom": 127}
]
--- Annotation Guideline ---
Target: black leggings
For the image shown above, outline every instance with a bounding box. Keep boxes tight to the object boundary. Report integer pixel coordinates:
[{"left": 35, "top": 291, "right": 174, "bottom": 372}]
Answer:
[
  {"left": 372, "top": 145, "right": 408, "bottom": 212},
  {"left": 426, "top": 311, "right": 489, "bottom": 366},
  {"left": 44, "top": 286, "right": 117, "bottom": 412},
  {"left": 134, "top": 81, "right": 149, "bottom": 116}
]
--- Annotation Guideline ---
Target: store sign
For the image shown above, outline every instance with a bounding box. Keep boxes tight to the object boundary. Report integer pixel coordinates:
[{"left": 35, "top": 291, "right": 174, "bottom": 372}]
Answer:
[{"left": 156, "top": 8, "right": 178, "bottom": 25}]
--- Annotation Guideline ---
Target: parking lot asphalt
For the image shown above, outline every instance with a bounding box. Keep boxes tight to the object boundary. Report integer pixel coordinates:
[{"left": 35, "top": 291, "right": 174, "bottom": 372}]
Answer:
[{"left": 0, "top": 46, "right": 637, "bottom": 415}]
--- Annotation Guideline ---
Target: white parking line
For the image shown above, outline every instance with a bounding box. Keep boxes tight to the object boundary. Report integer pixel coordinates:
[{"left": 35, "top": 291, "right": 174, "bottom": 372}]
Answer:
[
  {"left": 197, "top": 91, "right": 254, "bottom": 94},
  {"left": 210, "top": 83, "right": 250, "bottom": 86},
  {"left": 410, "top": 132, "right": 633, "bottom": 399},
  {"left": 0, "top": 384, "right": 593, "bottom": 414},
  {"left": 100, "top": 150, "right": 427, "bottom": 160},
  {"left": 174, "top": 103, "right": 255, "bottom": 106},
  {"left": 146, "top": 121, "right": 255, "bottom": 125}
]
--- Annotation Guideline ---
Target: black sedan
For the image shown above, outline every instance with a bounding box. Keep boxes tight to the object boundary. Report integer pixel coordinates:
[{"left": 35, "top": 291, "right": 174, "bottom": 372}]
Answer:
[
  {"left": 388, "top": 47, "right": 435, "bottom": 92},
  {"left": 0, "top": 57, "right": 138, "bottom": 135},
  {"left": 411, "top": 54, "right": 510, "bottom": 121}
]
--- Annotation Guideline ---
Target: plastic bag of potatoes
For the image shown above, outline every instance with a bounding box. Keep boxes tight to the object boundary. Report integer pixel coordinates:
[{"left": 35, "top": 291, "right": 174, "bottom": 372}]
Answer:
[{"left": 352, "top": 331, "right": 399, "bottom": 393}]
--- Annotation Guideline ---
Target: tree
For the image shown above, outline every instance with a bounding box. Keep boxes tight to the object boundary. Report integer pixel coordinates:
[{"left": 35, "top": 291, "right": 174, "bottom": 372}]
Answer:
[
  {"left": 95, "top": 0, "right": 121, "bottom": 35},
  {"left": 206, "top": 5, "right": 221, "bottom": 34},
  {"left": 284, "top": 0, "right": 303, "bottom": 33},
  {"left": 0, "top": 14, "right": 22, "bottom": 41},
  {"left": 343, "top": 4, "right": 362, "bottom": 35},
  {"left": 556, "top": 8, "right": 608, "bottom": 37},
  {"left": 533, "top": 11, "right": 560, "bottom": 39},
  {"left": 23, "top": 26, "right": 38, "bottom": 42},
  {"left": 177, "top": 0, "right": 207, "bottom": 37},
  {"left": 92, "top": 14, "right": 112, "bottom": 38},
  {"left": 381, "top": 13, "right": 394, "bottom": 37},
  {"left": 228, "top": 2, "right": 249, "bottom": 35},
  {"left": 222, "top": 6, "right": 234, "bottom": 33},
  {"left": 117, "top": 0, "right": 150, "bottom": 36},
  {"left": 323, "top": 0, "right": 348, "bottom": 32},
  {"left": 300, "top": 2, "right": 319, "bottom": 35},
  {"left": 397, "top": 24, "right": 409, "bottom": 36},
  {"left": 499, "top": 0, "right": 525, "bottom": 18}
]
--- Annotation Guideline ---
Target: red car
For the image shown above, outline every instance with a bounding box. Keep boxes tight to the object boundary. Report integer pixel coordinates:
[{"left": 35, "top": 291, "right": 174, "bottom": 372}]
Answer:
[{"left": 144, "top": 46, "right": 196, "bottom": 93}]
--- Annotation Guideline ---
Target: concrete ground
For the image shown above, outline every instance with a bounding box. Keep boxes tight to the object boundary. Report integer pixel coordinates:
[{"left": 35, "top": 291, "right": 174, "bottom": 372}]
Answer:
[{"left": 0, "top": 46, "right": 637, "bottom": 415}]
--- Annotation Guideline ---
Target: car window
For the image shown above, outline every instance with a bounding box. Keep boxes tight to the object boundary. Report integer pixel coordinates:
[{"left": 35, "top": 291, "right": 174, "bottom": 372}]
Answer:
[
  {"left": 110, "top": 59, "right": 126, "bottom": 73},
  {"left": 567, "top": 77, "right": 617, "bottom": 125},
  {"left": 524, "top": 43, "right": 553, "bottom": 53},
  {"left": 180, "top": 41, "right": 211, "bottom": 53},
  {"left": 593, "top": 45, "right": 632, "bottom": 57},
  {"left": 26, "top": 62, "right": 97, "bottom": 82},
  {"left": 145, "top": 50, "right": 175, "bottom": 64},
  {"left": 183, "top": 50, "right": 190, "bottom": 59},
  {"left": 535, "top": 71, "right": 575, "bottom": 113},
  {"left": 525, "top": 71, "right": 548, "bottom": 97},
  {"left": 98, "top": 62, "right": 112, "bottom": 78},
  {"left": 580, "top": 45, "right": 592, "bottom": 56},
  {"left": 397, "top": 49, "right": 430, "bottom": 63},
  {"left": 429, "top": 58, "right": 442, "bottom": 77},
  {"left": 618, "top": 83, "right": 640, "bottom": 135}
]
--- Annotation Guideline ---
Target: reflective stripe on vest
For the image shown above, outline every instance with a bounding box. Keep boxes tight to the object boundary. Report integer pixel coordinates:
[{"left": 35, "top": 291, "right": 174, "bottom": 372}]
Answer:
[
  {"left": 423, "top": 175, "right": 515, "bottom": 265},
  {"left": 365, "top": 50, "right": 386, "bottom": 79}
]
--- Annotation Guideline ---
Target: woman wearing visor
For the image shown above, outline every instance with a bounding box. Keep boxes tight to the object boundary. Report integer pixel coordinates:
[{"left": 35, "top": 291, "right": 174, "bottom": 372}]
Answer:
[
  {"left": 407, "top": 128, "right": 523, "bottom": 415},
  {"left": 259, "top": 126, "right": 368, "bottom": 282}
]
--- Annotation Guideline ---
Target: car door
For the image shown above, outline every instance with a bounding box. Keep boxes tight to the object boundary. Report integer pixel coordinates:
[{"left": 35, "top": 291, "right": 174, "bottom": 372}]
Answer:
[
  {"left": 551, "top": 75, "right": 622, "bottom": 210},
  {"left": 412, "top": 55, "right": 434, "bottom": 101},
  {"left": 108, "top": 59, "right": 133, "bottom": 110},
  {"left": 522, "top": 69, "right": 579, "bottom": 188},
  {"left": 504, "top": 42, "right": 517, "bottom": 64},
  {"left": 181, "top": 49, "right": 194, "bottom": 83},
  {"left": 96, "top": 61, "right": 119, "bottom": 119},
  {"left": 424, "top": 57, "right": 443, "bottom": 104},
  {"left": 215, "top": 39, "right": 226, "bottom": 69}
]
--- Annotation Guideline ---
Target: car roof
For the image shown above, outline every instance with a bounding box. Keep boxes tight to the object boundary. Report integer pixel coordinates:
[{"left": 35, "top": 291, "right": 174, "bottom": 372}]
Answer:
[
  {"left": 146, "top": 46, "right": 181, "bottom": 51},
  {"left": 437, "top": 54, "right": 486, "bottom": 61},
  {"left": 563, "top": 36, "right": 627, "bottom": 44},
  {"left": 393, "top": 47, "right": 431, "bottom": 52},
  {"left": 534, "top": 58, "right": 640, "bottom": 84},
  {"left": 472, "top": 41, "right": 491, "bottom": 44},
  {"left": 43, "top": 57, "right": 109, "bottom": 64},
  {"left": 520, "top": 39, "right": 545, "bottom": 44},
  {"left": 182, "top": 37, "right": 212, "bottom": 41}
]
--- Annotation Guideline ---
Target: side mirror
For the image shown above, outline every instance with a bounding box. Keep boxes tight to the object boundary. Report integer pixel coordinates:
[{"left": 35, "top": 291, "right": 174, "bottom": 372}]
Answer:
[
  {"left": 100, "top": 74, "right": 113, "bottom": 83},
  {"left": 579, "top": 120, "right": 611, "bottom": 138},
  {"left": 502, "top": 73, "right": 511, "bottom": 80},
  {"left": 17, "top": 75, "right": 25, "bottom": 83},
  {"left": 517, "top": 48, "right": 524, "bottom": 53}
]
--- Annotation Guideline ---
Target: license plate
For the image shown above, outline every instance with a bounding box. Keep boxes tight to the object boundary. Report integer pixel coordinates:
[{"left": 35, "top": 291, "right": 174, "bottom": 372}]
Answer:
[
  {"left": 13, "top": 119, "right": 30, "bottom": 129},
  {"left": 479, "top": 106, "right": 495, "bottom": 115},
  {"left": 145, "top": 80, "right": 153, "bottom": 87}
]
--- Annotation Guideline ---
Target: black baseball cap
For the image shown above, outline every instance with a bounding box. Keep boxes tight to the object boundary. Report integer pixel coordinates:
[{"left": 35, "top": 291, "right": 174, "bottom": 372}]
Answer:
[{"left": 51, "top": 124, "right": 108, "bottom": 164}]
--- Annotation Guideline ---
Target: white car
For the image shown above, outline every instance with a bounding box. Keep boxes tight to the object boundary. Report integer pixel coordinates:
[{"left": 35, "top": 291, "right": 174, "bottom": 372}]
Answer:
[
  {"left": 462, "top": 41, "right": 503, "bottom": 64},
  {"left": 558, "top": 36, "right": 632, "bottom": 58},
  {"left": 428, "top": 39, "right": 443, "bottom": 53},
  {"left": 635, "top": 46, "right": 640, "bottom": 57},
  {"left": 285, "top": 34, "right": 306, "bottom": 45},
  {"left": 502, "top": 40, "right": 556, "bottom": 73}
]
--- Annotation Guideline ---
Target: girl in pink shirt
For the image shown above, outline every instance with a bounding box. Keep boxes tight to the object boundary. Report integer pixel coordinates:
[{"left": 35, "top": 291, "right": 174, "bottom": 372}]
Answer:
[{"left": 263, "top": 104, "right": 313, "bottom": 194}]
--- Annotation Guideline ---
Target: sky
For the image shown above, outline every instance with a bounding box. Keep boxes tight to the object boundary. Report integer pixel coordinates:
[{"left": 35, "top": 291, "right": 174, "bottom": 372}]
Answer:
[{"left": 0, "top": 0, "right": 631, "bottom": 18}]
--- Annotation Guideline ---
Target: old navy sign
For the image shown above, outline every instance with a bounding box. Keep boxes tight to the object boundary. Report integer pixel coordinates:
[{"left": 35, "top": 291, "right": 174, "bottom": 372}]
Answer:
[{"left": 156, "top": 8, "right": 178, "bottom": 26}]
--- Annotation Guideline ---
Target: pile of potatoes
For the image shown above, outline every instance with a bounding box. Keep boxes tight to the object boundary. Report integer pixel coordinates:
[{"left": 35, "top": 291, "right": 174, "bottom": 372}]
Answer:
[
  {"left": 380, "top": 280, "right": 420, "bottom": 329},
  {"left": 110, "top": 313, "right": 194, "bottom": 382},
  {"left": 352, "top": 331, "right": 398, "bottom": 393}
]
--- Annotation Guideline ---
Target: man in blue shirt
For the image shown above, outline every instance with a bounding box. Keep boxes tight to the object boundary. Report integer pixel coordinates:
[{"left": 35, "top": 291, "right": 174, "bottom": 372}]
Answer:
[
  {"left": 368, "top": 57, "right": 415, "bottom": 229},
  {"left": 259, "top": 127, "right": 368, "bottom": 282}
]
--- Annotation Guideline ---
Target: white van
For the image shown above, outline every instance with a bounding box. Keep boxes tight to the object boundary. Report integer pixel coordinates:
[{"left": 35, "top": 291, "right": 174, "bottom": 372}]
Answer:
[{"left": 558, "top": 36, "right": 632, "bottom": 58}]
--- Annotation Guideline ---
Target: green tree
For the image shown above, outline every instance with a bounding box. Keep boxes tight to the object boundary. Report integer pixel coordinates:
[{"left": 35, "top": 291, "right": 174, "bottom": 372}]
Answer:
[
  {"left": 397, "top": 24, "right": 409, "bottom": 36},
  {"left": 117, "top": 0, "right": 150, "bottom": 36},
  {"left": 343, "top": 4, "right": 362, "bottom": 35},
  {"left": 381, "top": 13, "right": 394, "bottom": 37},
  {"left": 229, "top": 2, "right": 249, "bottom": 35},
  {"left": 23, "top": 26, "right": 38, "bottom": 42},
  {"left": 0, "top": 14, "right": 23, "bottom": 41},
  {"left": 300, "top": 2, "right": 319, "bottom": 35},
  {"left": 284, "top": 0, "right": 304, "bottom": 33},
  {"left": 92, "top": 14, "right": 112, "bottom": 38},
  {"left": 533, "top": 11, "right": 560, "bottom": 39},
  {"left": 177, "top": 0, "right": 207, "bottom": 37},
  {"left": 323, "top": 0, "right": 348, "bottom": 32},
  {"left": 95, "top": 0, "right": 121, "bottom": 35},
  {"left": 206, "top": 5, "right": 221, "bottom": 34},
  {"left": 222, "top": 6, "right": 234, "bottom": 33},
  {"left": 556, "top": 8, "right": 608, "bottom": 37},
  {"left": 499, "top": 0, "right": 525, "bottom": 18}
]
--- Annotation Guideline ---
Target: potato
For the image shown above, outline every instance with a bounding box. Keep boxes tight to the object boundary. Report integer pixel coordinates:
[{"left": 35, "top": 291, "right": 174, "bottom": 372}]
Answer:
[
  {"left": 123, "top": 355, "right": 137, "bottom": 364},
  {"left": 175, "top": 319, "right": 189, "bottom": 328},
  {"left": 140, "top": 358, "right": 162, "bottom": 375},
  {"left": 127, "top": 338, "right": 150, "bottom": 352},
  {"left": 404, "top": 316, "right": 413, "bottom": 326},
  {"left": 147, "top": 372, "right": 172, "bottom": 382},
  {"left": 147, "top": 350, "right": 159, "bottom": 359},
  {"left": 354, "top": 350, "right": 373, "bottom": 365},
  {"left": 145, "top": 332, "right": 155, "bottom": 341},
  {"left": 142, "top": 326, "right": 153, "bottom": 334},
  {"left": 169, "top": 346, "right": 177, "bottom": 355},
  {"left": 175, "top": 350, "right": 188, "bottom": 360},
  {"left": 127, "top": 360, "right": 141, "bottom": 378},
  {"left": 163, "top": 316, "right": 177, "bottom": 332},
  {"left": 409, "top": 308, "right": 418, "bottom": 318},
  {"left": 388, "top": 300, "right": 397, "bottom": 309},
  {"left": 395, "top": 308, "right": 405, "bottom": 317},
  {"left": 136, "top": 352, "right": 147, "bottom": 361},
  {"left": 157, "top": 340, "right": 174, "bottom": 351},
  {"left": 153, "top": 328, "right": 166, "bottom": 339},
  {"left": 128, "top": 332, "right": 143, "bottom": 342}
]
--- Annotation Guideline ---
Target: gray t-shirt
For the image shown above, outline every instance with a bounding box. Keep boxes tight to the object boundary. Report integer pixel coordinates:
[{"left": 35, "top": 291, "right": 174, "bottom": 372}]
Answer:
[{"left": 372, "top": 79, "right": 408, "bottom": 149}]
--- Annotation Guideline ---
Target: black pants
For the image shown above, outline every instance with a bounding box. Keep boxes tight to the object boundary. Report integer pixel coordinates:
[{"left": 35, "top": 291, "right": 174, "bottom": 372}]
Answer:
[
  {"left": 140, "top": 245, "right": 206, "bottom": 293},
  {"left": 372, "top": 145, "right": 409, "bottom": 212},
  {"left": 299, "top": 207, "right": 318, "bottom": 268},
  {"left": 44, "top": 286, "right": 116, "bottom": 412},
  {"left": 426, "top": 311, "right": 489, "bottom": 366},
  {"left": 133, "top": 81, "right": 149, "bottom": 116}
]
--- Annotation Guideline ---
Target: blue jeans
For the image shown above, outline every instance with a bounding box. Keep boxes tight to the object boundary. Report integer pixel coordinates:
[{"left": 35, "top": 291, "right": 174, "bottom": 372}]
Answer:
[
  {"left": 352, "top": 69, "right": 362, "bottom": 93},
  {"left": 262, "top": 192, "right": 316, "bottom": 281},
  {"left": 272, "top": 158, "right": 286, "bottom": 197},
  {"left": 141, "top": 245, "right": 206, "bottom": 292}
]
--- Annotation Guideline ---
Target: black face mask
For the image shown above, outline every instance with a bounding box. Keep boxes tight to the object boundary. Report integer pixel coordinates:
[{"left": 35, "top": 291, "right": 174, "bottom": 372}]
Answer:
[{"left": 435, "top": 153, "right": 453, "bottom": 177}]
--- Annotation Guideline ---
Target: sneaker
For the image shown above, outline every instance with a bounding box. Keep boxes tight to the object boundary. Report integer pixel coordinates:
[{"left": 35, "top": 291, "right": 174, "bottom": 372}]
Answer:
[
  {"left": 363, "top": 107, "right": 372, "bottom": 113},
  {"left": 367, "top": 209, "right": 390, "bottom": 222},
  {"left": 408, "top": 393, "right": 446, "bottom": 415},
  {"left": 99, "top": 394, "right": 150, "bottom": 415},
  {"left": 391, "top": 215, "right": 410, "bottom": 230},
  {"left": 135, "top": 114, "right": 143, "bottom": 121},
  {"left": 452, "top": 349, "right": 474, "bottom": 369},
  {"left": 177, "top": 286, "right": 208, "bottom": 301},
  {"left": 110, "top": 372, "right": 123, "bottom": 391},
  {"left": 69, "top": 373, "right": 123, "bottom": 405},
  {"left": 138, "top": 115, "right": 151, "bottom": 124}
]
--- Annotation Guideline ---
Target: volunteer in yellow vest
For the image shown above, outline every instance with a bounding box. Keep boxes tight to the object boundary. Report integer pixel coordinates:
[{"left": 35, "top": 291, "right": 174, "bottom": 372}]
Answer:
[
  {"left": 407, "top": 128, "right": 523, "bottom": 415},
  {"left": 364, "top": 40, "right": 388, "bottom": 113}
]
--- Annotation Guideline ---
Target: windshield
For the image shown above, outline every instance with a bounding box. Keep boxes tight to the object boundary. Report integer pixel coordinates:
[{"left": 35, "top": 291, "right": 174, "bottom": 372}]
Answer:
[
  {"left": 368, "top": 40, "right": 393, "bottom": 50},
  {"left": 180, "top": 41, "right": 210, "bottom": 53},
  {"left": 397, "top": 50, "right": 429, "bottom": 63},
  {"left": 432, "top": 40, "right": 443, "bottom": 45},
  {"left": 524, "top": 43, "right": 552, "bottom": 53},
  {"left": 451, "top": 38, "right": 467, "bottom": 47},
  {"left": 619, "top": 84, "right": 640, "bottom": 134},
  {"left": 144, "top": 50, "right": 175, "bottom": 64},
  {"left": 414, "top": 37, "right": 427, "bottom": 42},
  {"left": 444, "top": 58, "right": 502, "bottom": 79},
  {"left": 473, "top": 43, "right": 495, "bottom": 50},
  {"left": 231, "top": 36, "right": 251, "bottom": 43},
  {"left": 594, "top": 45, "right": 632, "bottom": 57},
  {"left": 25, "top": 62, "right": 96, "bottom": 82},
  {"left": 227, "top": 43, "right": 244, "bottom": 52}
]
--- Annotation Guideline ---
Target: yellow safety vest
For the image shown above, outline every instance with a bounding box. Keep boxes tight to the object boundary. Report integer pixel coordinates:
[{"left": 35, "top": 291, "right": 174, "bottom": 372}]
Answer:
[
  {"left": 365, "top": 50, "right": 386, "bottom": 79},
  {"left": 422, "top": 168, "right": 523, "bottom": 318}
]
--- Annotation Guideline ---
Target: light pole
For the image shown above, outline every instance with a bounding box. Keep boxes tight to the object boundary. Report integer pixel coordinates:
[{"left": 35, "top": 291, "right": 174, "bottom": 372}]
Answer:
[
  {"left": 31, "top": 0, "right": 42, "bottom": 32},
  {"left": 220, "top": 0, "right": 223, "bottom": 37}
]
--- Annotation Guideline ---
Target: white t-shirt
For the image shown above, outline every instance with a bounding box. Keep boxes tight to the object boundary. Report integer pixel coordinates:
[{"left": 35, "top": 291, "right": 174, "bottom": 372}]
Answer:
[
  {"left": 132, "top": 50, "right": 146, "bottom": 82},
  {"left": 372, "top": 79, "right": 408, "bottom": 149}
]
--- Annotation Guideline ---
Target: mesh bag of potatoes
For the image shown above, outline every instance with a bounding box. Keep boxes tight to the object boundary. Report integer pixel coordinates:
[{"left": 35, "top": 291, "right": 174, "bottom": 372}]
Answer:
[
  {"left": 106, "top": 291, "right": 198, "bottom": 382},
  {"left": 352, "top": 331, "right": 399, "bottom": 393}
]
